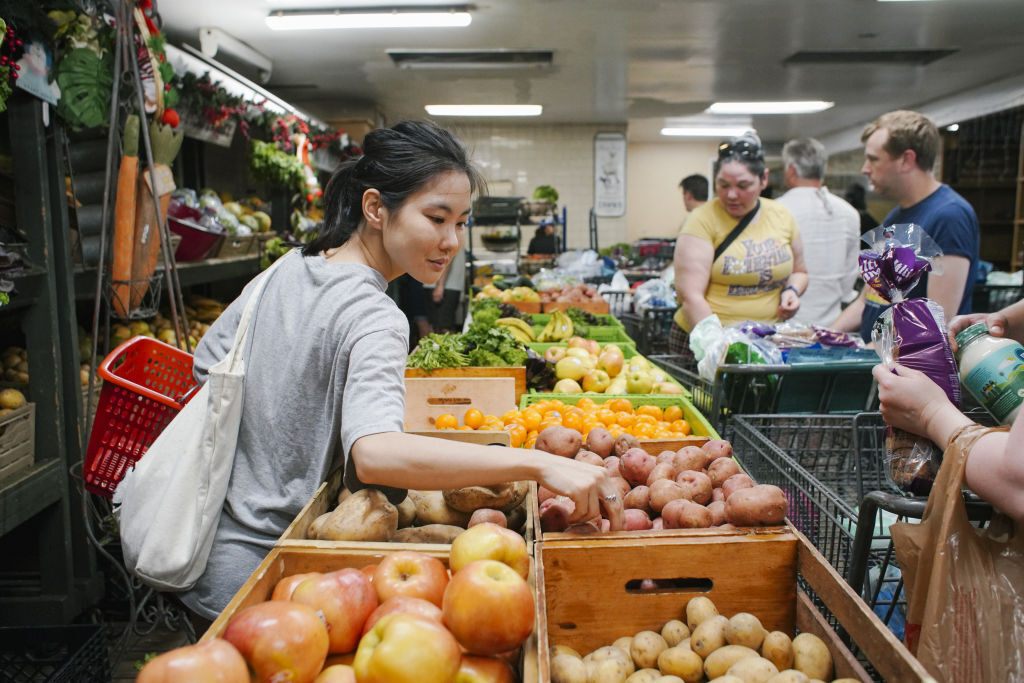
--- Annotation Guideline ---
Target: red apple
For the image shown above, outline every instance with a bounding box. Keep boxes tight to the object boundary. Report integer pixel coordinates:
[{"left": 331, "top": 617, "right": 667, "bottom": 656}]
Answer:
[
  {"left": 223, "top": 601, "right": 328, "bottom": 683},
  {"left": 137, "top": 639, "right": 248, "bottom": 683},
  {"left": 374, "top": 551, "right": 450, "bottom": 607},
  {"left": 353, "top": 614, "right": 462, "bottom": 683},
  {"left": 442, "top": 559, "right": 535, "bottom": 655},
  {"left": 271, "top": 572, "right": 321, "bottom": 601},
  {"left": 456, "top": 655, "right": 516, "bottom": 683},
  {"left": 362, "top": 595, "right": 444, "bottom": 636},
  {"left": 451, "top": 522, "right": 530, "bottom": 579},
  {"left": 314, "top": 664, "right": 356, "bottom": 683},
  {"left": 291, "top": 568, "right": 378, "bottom": 654},
  {"left": 469, "top": 508, "right": 507, "bottom": 528},
  {"left": 361, "top": 564, "right": 378, "bottom": 581}
]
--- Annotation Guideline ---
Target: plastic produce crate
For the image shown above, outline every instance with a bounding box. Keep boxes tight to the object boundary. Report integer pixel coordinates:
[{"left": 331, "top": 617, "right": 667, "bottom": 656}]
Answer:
[
  {"left": 530, "top": 312, "right": 625, "bottom": 329},
  {"left": 519, "top": 393, "right": 718, "bottom": 440},
  {"left": 0, "top": 624, "right": 110, "bottom": 683},
  {"left": 653, "top": 353, "right": 878, "bottom": 430},
  {"left": 530, "top": 323, "right": 633, "bottom": 343}
]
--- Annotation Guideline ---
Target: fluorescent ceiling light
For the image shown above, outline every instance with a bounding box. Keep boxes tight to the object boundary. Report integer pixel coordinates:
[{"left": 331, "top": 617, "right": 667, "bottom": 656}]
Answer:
[
  {"left": 707, "top": 101, "right": 834, "bottom": 115},
  {"left": 425, "top": 104, "right": 542, "bottom": 117},
  {"left": 877, "top": 0, "right": 942, "bottom": 2},
  {"left": 661, "top": 126, "right": 753, "bottom": 138},
  {"left": 266, "top": 8, "right": 472, "bottom": 30},
  {"left": 946, "top": 123, "right": 960, "bottom": 132}
]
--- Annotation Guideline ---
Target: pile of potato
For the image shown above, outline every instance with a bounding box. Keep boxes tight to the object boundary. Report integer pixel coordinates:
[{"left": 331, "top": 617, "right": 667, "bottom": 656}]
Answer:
[
  {"left": 550, "top": 596, "right": 849, "bottom": 683},
  {"left": 539, "top": 283, "right": 605, "bottom": 305},
  {"left": 2, "top": 346, "right": 28, "bottom": 384},
  {"left": 535, "top": 426, "right": 787, "bottom": 532},
  {"left": 306, "top": 482, "right": 531, "bottom": 545}
]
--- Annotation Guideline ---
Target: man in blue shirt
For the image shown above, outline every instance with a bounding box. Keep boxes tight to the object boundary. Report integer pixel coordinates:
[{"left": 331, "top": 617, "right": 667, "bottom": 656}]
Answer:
[{"left": 832, "top": 110, "right": 980, "bottom": 340}]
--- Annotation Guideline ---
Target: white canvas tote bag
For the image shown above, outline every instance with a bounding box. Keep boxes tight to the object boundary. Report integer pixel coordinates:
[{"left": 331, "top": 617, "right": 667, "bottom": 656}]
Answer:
[{"left": 113, "top": 251, "right": 291, "bottom": 591}]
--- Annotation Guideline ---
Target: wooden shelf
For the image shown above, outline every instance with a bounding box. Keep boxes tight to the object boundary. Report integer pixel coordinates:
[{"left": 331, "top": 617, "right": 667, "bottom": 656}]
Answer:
[
  {"left": 0, "top": 460, "right": 64, "bottom": 537},
  {"left": 74, "top": 253, "right": 261, "bottom": 300}
]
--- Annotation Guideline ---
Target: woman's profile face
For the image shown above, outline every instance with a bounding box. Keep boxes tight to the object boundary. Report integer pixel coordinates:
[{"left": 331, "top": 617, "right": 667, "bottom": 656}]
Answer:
[
  {"left": 715, "top": 160, "right": 766, "bottom": 219},
  {"left": 380, "top": 170, "right": 471, "bottom": 284}
]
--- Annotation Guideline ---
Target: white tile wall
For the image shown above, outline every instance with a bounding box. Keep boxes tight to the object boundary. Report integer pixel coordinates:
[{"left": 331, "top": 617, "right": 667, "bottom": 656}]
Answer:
[{"left": 451, "top": 123, "right": 629, "bottom": 250}]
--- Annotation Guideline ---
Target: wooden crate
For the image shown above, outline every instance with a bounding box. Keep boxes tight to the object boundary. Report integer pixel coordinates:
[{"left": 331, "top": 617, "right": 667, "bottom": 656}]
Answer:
[
  {"left": 639, "top": 436, "right": 709, "bottom": 453},
  {"left": 215, "top": 233, "right": 258, "bottom": 259},
  {"left": 538, "top": 530, "right": 930, "bottom": 682},
  {"left": 404, "top": 376, "right": 517, "bottom": 430},
  {"left": 405, "top": 366, "right": 527, "bottom": 403},
  {"left": 277, "top": 430, "right": 536, "bottom": 548},
  {"left": 544, "top": 300, "right": 610, "bottom": 315},
  {"left": 201, "top": 545, "right": 545, "bottom": 683},
  {"left": 0, "top": 403, "right": 35, "bottom": 484}
]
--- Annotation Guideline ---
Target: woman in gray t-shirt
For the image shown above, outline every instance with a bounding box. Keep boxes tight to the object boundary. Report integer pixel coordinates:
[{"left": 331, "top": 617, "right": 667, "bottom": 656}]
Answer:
[{"left": 179, "top": 121, "right": 624, "bottom": 623}]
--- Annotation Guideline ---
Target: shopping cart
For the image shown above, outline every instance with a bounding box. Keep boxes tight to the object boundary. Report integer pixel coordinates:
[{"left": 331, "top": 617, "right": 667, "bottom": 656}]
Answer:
[
  {"left": 654, "top": 353, "right": 877, "bottom": 431},
  {"left": 620, "top": 306, "right": 677, "bottom": 356},
  {"left": 82, "top": 337, "right": 199, "bottom": 497},
  {"left": 971, "top": 283, "right": 1023, "bottom": 313}
]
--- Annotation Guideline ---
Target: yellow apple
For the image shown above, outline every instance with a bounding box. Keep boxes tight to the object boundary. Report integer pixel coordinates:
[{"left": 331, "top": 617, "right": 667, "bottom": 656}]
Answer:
[
  {"left": 353, "top": 614, "right": 461, "bottom": 683},
  {"left": 598, "top": 351, "right": 624, "bottom": 378},
  {"left": 565, "top": 348, "right": 591, "bottom": 361},
  {"left": 450, "top": 522, "right": 530, "bottom": 579},
  {"left": 553, "top": 378, "right": 583, "bottom": 393},
  {"left": 582, "top": 369, "right": 611, "bottom": 393},
  {"left": 555, "top": 357, "right": 586, "bottom": 381}
]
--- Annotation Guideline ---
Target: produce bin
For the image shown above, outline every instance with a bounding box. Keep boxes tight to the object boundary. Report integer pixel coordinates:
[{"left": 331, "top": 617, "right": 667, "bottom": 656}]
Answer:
[
  {"left": 202, "top": 545, "right": 544, "bottom": 683},
  {"left": 0, "top": 402, "right": 35, "bottom": 485},
  {"left": 525, "top": 343, "right": 690, "bottom": 397},
  {"left": 519, "top": 393, "right": 715, "bottom": 440},
  {"left": 405, "top": 366, "right": 527, "bottom": 403},
  {"left": 530, "top": 312, "right": 625, "bottom": 329},
  {"left": 531, "top": 323, "right": 634, "bottom": 343},
  {"left": 653, "top": 353, "right": 878, "bottom": 430},
  {"left": 0, "top": 624, "right": 110, "bottom": 683},
  {"left": 214, "top": 233, "right": 258, "bottom": 259},
  {"left": 537, "top": 529, "right": 930, "bottom": 682},
  {"left": 404, "top": 376, "right": 518, "bottom": 430},
  {"left": 543, "top": 299, "right": 610, "bottom": 314},
  {"left": 277, "top": 430, "right": 536, "bottom": 548}
]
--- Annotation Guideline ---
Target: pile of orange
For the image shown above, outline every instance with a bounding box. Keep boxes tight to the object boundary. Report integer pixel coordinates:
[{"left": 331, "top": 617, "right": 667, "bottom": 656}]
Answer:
[{"left": 433, "top": 397, "right": 692, "bottom": 449}]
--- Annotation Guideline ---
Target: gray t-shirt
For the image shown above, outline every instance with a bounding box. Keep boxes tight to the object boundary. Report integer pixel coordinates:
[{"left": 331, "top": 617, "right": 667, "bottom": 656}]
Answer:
[{"left": 178, "top": 252, "right": 409, "bottom": 619}]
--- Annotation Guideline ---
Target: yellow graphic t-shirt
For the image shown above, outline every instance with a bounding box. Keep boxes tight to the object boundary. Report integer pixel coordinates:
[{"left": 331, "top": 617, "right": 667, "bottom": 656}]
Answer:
[{"left": 674, "top": 198, "right": 798, "bottom": 332}]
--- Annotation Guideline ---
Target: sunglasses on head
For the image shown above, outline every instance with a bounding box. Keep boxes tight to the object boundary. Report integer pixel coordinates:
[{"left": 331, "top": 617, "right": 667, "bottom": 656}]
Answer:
[{"left": 718, "top": 139, "right": 763, "bottom": 161}]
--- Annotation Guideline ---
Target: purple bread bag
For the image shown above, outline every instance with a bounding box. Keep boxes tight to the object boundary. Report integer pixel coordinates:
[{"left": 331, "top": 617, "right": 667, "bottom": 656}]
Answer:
[{"left": 860, "top": 235, "right": 960, "bottom": 495}]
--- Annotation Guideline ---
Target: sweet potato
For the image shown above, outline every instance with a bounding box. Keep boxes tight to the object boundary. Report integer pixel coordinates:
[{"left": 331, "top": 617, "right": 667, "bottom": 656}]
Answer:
[
  {"left": 621, "top": 448, "right": 657, "bottom": 486},
  {"left": 308, "top": 512, "right": 331, "bottom": 540},
  {"left": 725, "top": 485, "right": 788, "bottom": 526},
  {"left": 722, "top": 473, "right": 755, "bottom": 500},
  {"left": 468, "top": 508, "right": 507, "bottom": 528},
  {"left": 649, "top": 479, "right": 687, "bottom": 514},
  {"left": 392, "top": 524, "right": 464, "bottom": 544},
  {"left": 674, "top": 446, "right": 707, "bottom": 473},
  {"left": 708, "top": 458, "right": 742, "bottom": 488},
  {"left": 408, "top": 490, "right": 471, "bottom": 527},
  {"left": 443, "top": 480, "right": 528, "bottom": 513},
  {"left": 662, "top": 499, "right": 713, "bottom": 529},
  {"left": 537, "top": 426, "right": 582, "bottom": 458},
  {"left": 575, "top": 450, "right": 604, "bottom": 467},
  {"left": 586, "top": 428, "right": 615, "bottom": 458},
  {"left": 396, "top": 497, "right": 416, "bottom": 527},
  {"left": 623, "top": 485, "right": 651, "bottom": 512},
  {"left": 614, "top": 433, "right": 640, "bottom": 457},
  {"left": 703, "top": 439, "right": 734, "bottom": 464},
  {"left": 675, "top": 470, "right": 713, "bottom": 505},
  {"left": 316, "top": 489, "right": 398, "bottom": 541},
  {"left": 623, "top": 508, "right": 653, "bottom": 531},
  {"left": 647, "top": 462, "right": 676, "bottom": 486}
]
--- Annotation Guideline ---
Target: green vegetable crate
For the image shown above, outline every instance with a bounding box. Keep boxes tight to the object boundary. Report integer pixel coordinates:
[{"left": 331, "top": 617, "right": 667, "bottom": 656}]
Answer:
[
  {"left": 525, "top": 343, "right": 690, "bottom": 397},
  {"left": 529, "top": 312, "right": 625, "bottom": 329},
  {"left": 530, "top": 324, "right": 634, "bottom": 343}
]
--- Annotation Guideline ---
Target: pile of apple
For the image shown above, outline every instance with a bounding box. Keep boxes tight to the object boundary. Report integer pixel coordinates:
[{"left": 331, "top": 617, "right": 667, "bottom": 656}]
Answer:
[
  {"left": 550, "top": 596, "right": 840, "bottom": 683},
  {"left": 544, "top": 338, "right": 683, "bottom": 395},
  {"left": 535, "top": 427, "right": 788, "bottom": 533},
  {"left": 138, "top": 524, "right": 534, "bottom": 683}
]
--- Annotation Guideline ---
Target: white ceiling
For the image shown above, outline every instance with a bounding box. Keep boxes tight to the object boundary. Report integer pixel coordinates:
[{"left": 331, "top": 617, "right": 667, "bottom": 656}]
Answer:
[{"left": 160, "top": 0, "right": 1024, "bottom": 144}]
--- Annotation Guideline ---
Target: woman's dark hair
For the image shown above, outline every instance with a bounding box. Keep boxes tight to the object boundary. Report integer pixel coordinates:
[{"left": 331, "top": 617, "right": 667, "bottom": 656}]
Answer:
[
  {"left": 713, "top": 131, "right": 767, "bottom": 179},
  {"left": 303, "top": 120, "right": 484, "bottom": 255}
]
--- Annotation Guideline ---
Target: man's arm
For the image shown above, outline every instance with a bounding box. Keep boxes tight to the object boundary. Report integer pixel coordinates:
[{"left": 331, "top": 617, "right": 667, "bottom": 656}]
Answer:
[
  {"left": 927, "top": 255, "right": 971, "bottom": 322},
  {"left": 831, "top": 290, "right": 866, "bottom": 332}
]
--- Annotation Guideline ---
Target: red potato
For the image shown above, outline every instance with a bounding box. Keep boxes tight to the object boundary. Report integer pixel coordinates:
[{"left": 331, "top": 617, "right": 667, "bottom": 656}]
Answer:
[
  {"left": 538, "top": 486, "right": 556, "bottom": 504},
  {"left": 614, "top": 433, "right": 640, "bottom": 457},
  {"left": 623, "top": 485, "right": 651, "bottom": 512},
  {"left": 707, "top": 458, "right": 742, "bottom": 488},
  {"left": 656, "top": 450, "right": 678, "bottom": 466},
  {"left": 586, "top": 428, "right": 615, "bottom": 458},
  {"left": 540, "top": 497, "right": 574, "bottom": 532},
  {"left": 675, "top": 470, "right": 713, "bottom": 505},
  {"left": 707, "top": 500, "right": 727, "bottom": 526},
  {"left": 604, "top": 456, "right": 622, "bottom": 478},
  {"left": 610, "top": 476, "right": 632, "bottom": 500},
  {"left": 649, "top": 479, "right": 687, "bottom": 514},
  {"left": 621, "top": 448, "right": 657, "bottom": 486},
  {"left": 468, "top": 509, "right": 507, "bottom": 528},
  {"left": 652, "top": 517, "right": 664, "bottom": 530},
  {"left": 703, "top": 439, "right": 734, "bottom": 464},
  {"left": 575, "top": 450, "right": 604, "bottom": 467},
  {"left": 725, "top": 485, "right": 788, "bottom": 526},
  {"left": 722, "top": 473, "right": 756, "bottom": 500},
  {"left": 646, "top": 463, "right": 676, "bottom": 486},
  {"left": 662, "top": 499, "right": 713, "bottom": 529},
  {"left": 536, "top": 426, "right": 582, "bottom": 458},
  {"left": 674, "top": 446, "right": 708, "bottom": 473},
  {"left": 624, "top": 509, "right": 653, "bottom": 531},
  {"left": 711, "top": 488, "right": 726, "bottom": 503}
]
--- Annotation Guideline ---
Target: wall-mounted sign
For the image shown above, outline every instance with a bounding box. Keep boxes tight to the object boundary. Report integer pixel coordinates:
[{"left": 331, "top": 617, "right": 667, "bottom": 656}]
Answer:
[{"left": 594, "top": 132, "right": 626, "bottom": 217}]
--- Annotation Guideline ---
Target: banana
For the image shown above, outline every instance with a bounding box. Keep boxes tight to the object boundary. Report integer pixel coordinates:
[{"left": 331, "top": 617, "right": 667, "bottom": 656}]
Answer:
[
  {"left": 549, "top": 311, "right": 574, "bottom": 341},
  {"left": 537, "top": 316, "right": 559, "bottom": 342},
  {"left": 496, "top": 317, "right": 535, "bottom": 340},
  {"left": 505, "top": 326, "right": 534, "bottom": 344}
]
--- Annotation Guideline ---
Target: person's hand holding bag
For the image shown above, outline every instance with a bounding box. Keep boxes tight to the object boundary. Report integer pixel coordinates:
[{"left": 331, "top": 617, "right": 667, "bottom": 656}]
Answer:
[{"left": 872, "top": 363, "right": 973, "bottom": 450}]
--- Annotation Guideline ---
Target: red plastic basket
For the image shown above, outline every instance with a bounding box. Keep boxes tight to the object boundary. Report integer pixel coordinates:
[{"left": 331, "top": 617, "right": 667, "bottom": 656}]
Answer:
[{"left": 83, "top": 337, "right": 199, "bottom": 497}]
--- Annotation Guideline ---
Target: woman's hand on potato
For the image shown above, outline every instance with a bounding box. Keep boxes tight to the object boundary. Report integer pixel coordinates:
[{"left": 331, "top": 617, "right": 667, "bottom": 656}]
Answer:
[
  {"left": 533, "top": 451, "right": 624, "bottom": 531},
  {"left": 872, "top": 363, "right": 971, "bottom": 447},
  {"left": 948, "top": 311, "right": 1007, "bottom": 350}
]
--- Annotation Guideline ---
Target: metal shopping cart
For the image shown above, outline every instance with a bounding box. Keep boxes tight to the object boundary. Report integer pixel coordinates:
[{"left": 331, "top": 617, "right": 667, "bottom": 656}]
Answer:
[{"left": 620, "top": 306, "right": 677, "bottom": 356}]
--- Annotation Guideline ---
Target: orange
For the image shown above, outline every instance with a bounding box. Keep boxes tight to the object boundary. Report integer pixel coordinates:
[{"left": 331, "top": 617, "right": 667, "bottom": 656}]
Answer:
[
  {"left": 635, "top": 414, "right": 658, "bottom": 425},
  {"left": 457, "top": 425, "right": 474, "bottom": 431},
  {"left": 463, "top": 408, "right": 484, "bottom": 429},
  {"left": 576, "top": 397, "right": 597, "bottom": 411},
  {"left": 521, "top": 409, "right": 542, "bottom": 431},
  {"left": 632, "top": 423, "right": 655, "bottom": 438},
  {"left": 562, "top": 412, "right": 583, "bottom": 432},
  {"left": 607, "top": 398, "right": 634, "bottom": 413},
  {"left": 524, "top": 437, "right": 537, "bottom": 450},
  {"left": 637, "top": 405, "right": 663, "bottom": 421},
  {"left": 663, "top": 405, "right": 683, "bottom": 422},
  {"left": 434, "top": 413, "right": 458, "bottom": 430},
  {"left": 502, "top": 409, "right": 521, "bottom": 425},
  {"left": 616, "top": 412, "right": 637, "bottom": 428},
  {"left": 596, "top": 409, "right": 617, "bottom": 427},
  {"left": 482, "top": 420, "right": 503, "bottom": 432},
  {"left": 503, "top": 423, "right": 527, "bottom": 448},
  {"left": 671, "top": 419, "right": 691, "bottom": 435}
]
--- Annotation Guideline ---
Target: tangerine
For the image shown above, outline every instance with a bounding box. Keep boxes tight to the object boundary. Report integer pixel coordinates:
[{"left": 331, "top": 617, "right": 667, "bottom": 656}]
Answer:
[
  {"left": 663, "top": 405, "right": 683, "bottom": 422},
  {"left": 607, "top": 398, "right": 634, "bottom": 413},
  {"left": 434, "top": 413, "right": 458, "bottom": 430},
  {"left": 637, "top": 405, "right": 663, "bottom": 421},
  {"left": 463, "top": 409, "right": 484, "bottom": 429}
]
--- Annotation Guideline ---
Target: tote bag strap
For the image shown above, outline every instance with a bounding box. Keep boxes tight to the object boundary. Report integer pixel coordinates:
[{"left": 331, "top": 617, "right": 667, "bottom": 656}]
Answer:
[{"left": 222, "top": 249, "right": 296, "bottom": 372}]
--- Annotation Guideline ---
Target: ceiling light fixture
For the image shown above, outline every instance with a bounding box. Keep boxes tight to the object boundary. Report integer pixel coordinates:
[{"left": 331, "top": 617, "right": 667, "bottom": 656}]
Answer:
[
  {"left": 425, "top": 104, "right": 542, "bottom": 117},
  {"left": 661, "top": 126, "right": 753, "bottom": 138},
  {"left": 946, "top": 123, "right": 960, "bottom": 132},
  {"left": 707, "top": 101, "right": 834, "bottom": 115},
  {"left": 877, "top": 0, "right": 943, "bottom": 3},
  {"left": 266, "top": 6, "right": 472, "bottom": 31}
]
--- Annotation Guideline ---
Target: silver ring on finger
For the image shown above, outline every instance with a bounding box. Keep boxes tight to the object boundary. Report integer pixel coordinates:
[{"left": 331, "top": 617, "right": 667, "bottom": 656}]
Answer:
[{"left": 603, "top": 494, "right": 618, "bottom": 502}]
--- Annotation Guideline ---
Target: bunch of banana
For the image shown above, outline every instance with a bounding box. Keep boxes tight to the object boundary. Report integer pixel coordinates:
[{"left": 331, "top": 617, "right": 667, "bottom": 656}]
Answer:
[
  {"left": 537, "top": 310, "right": 574, "bottom": 342},
  {"left": 496, "top": 317, "right": 535, "bottom": 343}
]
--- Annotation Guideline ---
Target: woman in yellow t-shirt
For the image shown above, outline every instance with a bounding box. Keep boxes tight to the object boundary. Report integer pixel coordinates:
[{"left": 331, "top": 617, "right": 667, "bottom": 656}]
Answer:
[{"left": 670, "top": 133, "right": 808, "bottom": 353}]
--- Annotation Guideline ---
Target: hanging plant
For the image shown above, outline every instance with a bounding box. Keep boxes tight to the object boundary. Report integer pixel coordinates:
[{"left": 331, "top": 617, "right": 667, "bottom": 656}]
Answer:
[
  {"left": 250, "top": 139, "right": 306, "bottom": 193},
  {"left": 56, "top": 47, "right": 113, "bottom": 129}
]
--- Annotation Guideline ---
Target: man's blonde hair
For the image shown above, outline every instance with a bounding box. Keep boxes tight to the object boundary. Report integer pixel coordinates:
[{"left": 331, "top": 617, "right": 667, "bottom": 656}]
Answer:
[{"left": 861, "top": 110, "right": 939, "bottom": 172}]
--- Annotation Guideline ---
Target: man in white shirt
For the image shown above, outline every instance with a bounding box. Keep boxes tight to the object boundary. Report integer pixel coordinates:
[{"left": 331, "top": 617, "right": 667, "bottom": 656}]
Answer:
[{"left": 777, "top": 138, "right": 861, "bottom": 327}]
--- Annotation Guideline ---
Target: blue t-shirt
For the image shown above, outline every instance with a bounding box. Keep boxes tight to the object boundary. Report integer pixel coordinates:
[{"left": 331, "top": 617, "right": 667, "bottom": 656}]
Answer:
[{"left": 860, "top": 184, "right": 980, "bottom": 340}]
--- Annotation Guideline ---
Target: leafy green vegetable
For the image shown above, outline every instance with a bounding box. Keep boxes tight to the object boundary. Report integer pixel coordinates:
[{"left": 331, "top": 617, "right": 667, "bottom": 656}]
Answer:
[
  {"left": 407, "top": 334, "right": 469, "bottom": 370},
  {"left": 462, "top": 327, "right": 527, "bottom": 367},
  {"left": 250, "top": 140, "right": 306, "bottom": 193},
  {"left": 532, "top": 185, "right": 559, "bottom": 203}
]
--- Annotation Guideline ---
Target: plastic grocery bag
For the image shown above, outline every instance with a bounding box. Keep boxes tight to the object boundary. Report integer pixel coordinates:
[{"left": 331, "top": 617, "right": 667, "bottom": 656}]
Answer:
[{"left": 891, "top": 423, "right": 1023, "bottom": 682}]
